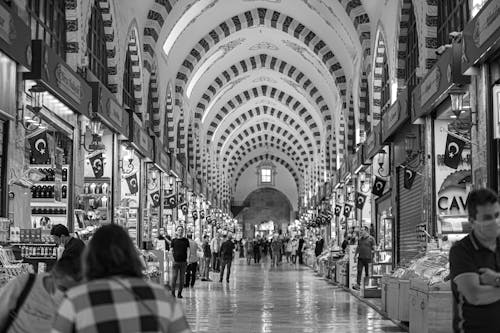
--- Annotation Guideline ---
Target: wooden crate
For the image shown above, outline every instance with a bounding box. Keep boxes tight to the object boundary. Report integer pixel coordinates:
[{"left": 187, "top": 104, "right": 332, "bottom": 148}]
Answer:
[
  {"left": 387, "top": 278, "right": 400, "bottom": 320},
  {"left": 398, "top": 280, "right": 410, "bottom": 322},
  {"left": 409, "top": 279, "right": 452, "bottom": 333}
]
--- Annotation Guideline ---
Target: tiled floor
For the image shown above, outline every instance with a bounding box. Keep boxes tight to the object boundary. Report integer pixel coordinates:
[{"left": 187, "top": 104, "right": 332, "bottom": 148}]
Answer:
[{"left": 178, "top": 258, "right": 406, "bottom": 333}]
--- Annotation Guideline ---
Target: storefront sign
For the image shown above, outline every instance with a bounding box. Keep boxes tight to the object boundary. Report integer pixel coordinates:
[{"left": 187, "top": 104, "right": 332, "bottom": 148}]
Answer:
[
  {"left": 462, "top": 0, "right": 500, "bottom": 72},
  {"left": 24, "top": 40, "right": 92, "bottom": 117},
  {"left": 382, "top": 88, "right": 409, "bottom": 143},
  {"left": 129, "top": 115, "right": 153, "bottom": 160},
  {"left": 89, "top": 79, "right": 129, "bottom": 138},
  {"left": 413, "top": 43, "right": 470, "bottom": 120},
  {"left": 153, "top": 137, "right": 170, "bottom": 173},
  {"left": 0, "top": 2, "right": 31, "bottom": 69},
  {"left": 170, "top": 155, "right": 184, "bottom": 180},
  {"left": 366, "top": 124, "right": 382, "bottom": 159}
]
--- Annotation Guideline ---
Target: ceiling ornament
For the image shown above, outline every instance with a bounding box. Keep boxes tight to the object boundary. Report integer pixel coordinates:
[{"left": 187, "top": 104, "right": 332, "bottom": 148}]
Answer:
[
  {"left": 281, "top": 39, "right": 326, "bottom": 79},
  {"left": 281, "top": 77, "right": 306, "bottom": 98},
  {"left": 252, "top": 76, "right": 277, "bottom": 84},
  {"left": 249, "top": 42, "right": 279, "bottom": 51}
]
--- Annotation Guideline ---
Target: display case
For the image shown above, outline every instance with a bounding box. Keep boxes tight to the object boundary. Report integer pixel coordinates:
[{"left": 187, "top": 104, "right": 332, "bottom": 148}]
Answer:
[{"left": 0, "top": 246, "right": 33, "bottom": 289}]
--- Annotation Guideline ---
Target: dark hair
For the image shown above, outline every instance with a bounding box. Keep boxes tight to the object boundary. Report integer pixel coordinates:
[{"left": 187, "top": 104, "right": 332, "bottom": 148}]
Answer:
[
  {"left": 50, "top": 224, "right": 69, "bottom": 237},
  {"left": 83, "top": 224, "right": 143, "bottom": 280},
  {"left": 187, "top": 233, "right": 193, "bottom": 239},
  {"left": 52, "top": 256, "right": 83, "bottom": 282},
  {"left": 467, "top": 188, "right": 499, "bottom": 221},
  {"left": 203, "top": 235, "right": 209, "bottom": 239}
]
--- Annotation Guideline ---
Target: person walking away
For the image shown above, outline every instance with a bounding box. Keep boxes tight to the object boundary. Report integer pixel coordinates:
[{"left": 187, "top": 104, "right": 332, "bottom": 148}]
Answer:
[
  {"left": 253, "top": 237, "right": 261, "bottom": 263},
  {"left": 285, "top": 238, "right": 293, "bottom": 263},
  {"left": 51, "top": 224, "right": 191, "bottom": 333},
  {"left": 449, "top": 188, "right": 500, "bottom": 333},
  {"left": 270, "top": 235, "right": 282, "bottom": 267},
  {"left": 170, "top": 225, "right": 190, "bottom": 298},
  {"left": 245, "top": 237, "right": 254, "bottom": 265},
  {"left": 291, "top": 237, "right": 299, "bottom": 264},
  {"left": 185, "top": 233, "right": 200, "bottom": 288},
  {"left": 298, "top": 236, "right": 305, "bottom": 264},
  {"left": 50, "top": 224, "right": 85, "bottom": 261},
  {"left": 210, "top": 232, "right": 221, "bottom": 272},
  {"left": 201, "top": 235, "right": 211, "bottom": 281},
  {"left": 219, "top": 234, "right": 235, "bottom": 283},
  {"left": 0, "top": 257, "right": 81, "bottom": 333},
  {"left": 353, "top": 226, "right": 376, "bottom": 290},
  {"left": 239, "top": 238, "right": 245, "bottom": 258}
]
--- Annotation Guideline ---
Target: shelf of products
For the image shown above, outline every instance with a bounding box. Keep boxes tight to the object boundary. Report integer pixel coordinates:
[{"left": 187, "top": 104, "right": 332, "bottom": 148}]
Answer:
[
  {"left": 78, "top": 177, "right": 111, "bottom": 225},
  {"left": 142, "top": 250, "right": 162, "bottom": 284},
  {"left": 0, "top": 246, "right": 34, "bottom": 289}
]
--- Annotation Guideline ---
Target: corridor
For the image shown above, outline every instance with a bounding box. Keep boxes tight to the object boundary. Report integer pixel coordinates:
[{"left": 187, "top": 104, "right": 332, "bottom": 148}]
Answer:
[{"left": 180, "top": 259, "right": 405, "bottom": 333}]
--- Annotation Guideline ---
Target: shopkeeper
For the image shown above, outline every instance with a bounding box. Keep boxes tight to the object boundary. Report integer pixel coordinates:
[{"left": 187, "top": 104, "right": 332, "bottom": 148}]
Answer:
[
  {"left": 449, "top": 188, "right": 500, "bottom": 333},
  {"left": 50, "top": 224, "right": 85, "bottom": 261}
]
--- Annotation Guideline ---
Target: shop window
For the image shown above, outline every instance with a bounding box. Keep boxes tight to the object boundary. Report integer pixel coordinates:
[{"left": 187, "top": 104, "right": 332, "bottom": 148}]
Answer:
[
  {"left": 438, "top": 0, "right": 470, "bottom": 46},
  {"left": 27, "top": 0, "right": 66, "bottom": 59},
  {"left": 123, "top": 50, "right": 136, "bottom": 111},
  {"left": 405, "top": 3, "right": 419, "bottom": 93},
  {"left": 380, "top": 52, "right": 391, "bottom": 113},
  {"left": 87, "top": 0, "right": 108, "bottom": 86},
  {"left": 0, "top": 119, "right": 7, "bottom": 216}
]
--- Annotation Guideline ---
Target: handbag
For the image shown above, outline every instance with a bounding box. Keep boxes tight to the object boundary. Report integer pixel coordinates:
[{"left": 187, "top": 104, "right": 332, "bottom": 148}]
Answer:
[{"left": 1, "top": 273, "right": 36, "bottom": 333}]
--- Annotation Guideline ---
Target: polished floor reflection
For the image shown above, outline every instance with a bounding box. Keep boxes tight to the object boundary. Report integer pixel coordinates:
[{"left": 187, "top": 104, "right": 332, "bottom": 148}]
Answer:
[{"left": 179, "top": 258, "right": 405, "bottom": 333}]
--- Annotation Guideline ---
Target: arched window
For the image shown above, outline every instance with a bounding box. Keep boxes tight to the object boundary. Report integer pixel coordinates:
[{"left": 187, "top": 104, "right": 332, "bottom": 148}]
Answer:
[
  {"left": 438, "top": 1, "right": 470, "bottom": 47},
  {"left": 257, "top": 161, "right": 276, "bottom": 186},
  {"left": 405, "top": 3, "right": 419, "bottom": 92},
  {"left": 380, "top": 50, "right": 391, "bottom": 113},
  {"left": 87, "top": 0, "right": 108, "bottom": 85},
  {"left": 123, "top": 50, "right": 136, "bottom": 111},
  {"left": 27, "top": 0, "right": 66, "bottom": 59}
]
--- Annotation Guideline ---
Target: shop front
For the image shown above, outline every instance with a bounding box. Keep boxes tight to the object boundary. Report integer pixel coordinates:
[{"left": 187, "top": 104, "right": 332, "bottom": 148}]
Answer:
[
  {"left": 461, "top": 0, "right": 500, "bottom": 191},
  {"left": 170, "top": 155, "right": 186, "bottom": 229},
  {"left": 117, "top": 113, "right": 153, "bottom": 247}
]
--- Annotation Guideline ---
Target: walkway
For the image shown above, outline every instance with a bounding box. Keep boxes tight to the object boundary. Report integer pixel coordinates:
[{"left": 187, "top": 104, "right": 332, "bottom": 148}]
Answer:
[{"left": 179, "top": 258, "right": 406, "bottom": 333}]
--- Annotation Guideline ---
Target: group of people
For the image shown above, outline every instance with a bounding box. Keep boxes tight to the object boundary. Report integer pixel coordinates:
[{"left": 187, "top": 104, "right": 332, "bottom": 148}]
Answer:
[
  {"left": 241, "top": 234, "right": 307, "bottom": 267},
  {"left": 0, "top": 223, "right": 192, "bottom": 333}
]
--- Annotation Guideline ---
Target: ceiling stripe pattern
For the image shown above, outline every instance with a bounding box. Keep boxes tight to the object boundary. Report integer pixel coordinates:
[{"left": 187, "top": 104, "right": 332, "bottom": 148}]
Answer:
[
  {"left": 195, "top": 54, "right": 332, "bottom": 129},
  {"left": 174, "top": 7, "right": 347, "bottom": 107},
  {"left": 148, "top": 70, "right": 162, "bottom": 136}
]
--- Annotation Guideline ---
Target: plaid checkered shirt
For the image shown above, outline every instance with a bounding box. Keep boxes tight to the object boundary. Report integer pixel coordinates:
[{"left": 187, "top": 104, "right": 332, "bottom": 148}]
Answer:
[{"left": 51, "top": 277, "right": 191, "bottom": 333}]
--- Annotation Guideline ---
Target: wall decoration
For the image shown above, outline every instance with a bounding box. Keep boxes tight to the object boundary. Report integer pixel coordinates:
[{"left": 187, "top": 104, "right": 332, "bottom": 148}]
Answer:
[{"left": 249, "top": 42, "right": 279, "bottom": 51}]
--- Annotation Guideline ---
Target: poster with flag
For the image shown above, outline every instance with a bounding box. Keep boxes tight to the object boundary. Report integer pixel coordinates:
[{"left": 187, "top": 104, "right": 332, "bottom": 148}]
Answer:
[
  {"left": 192, "top": 210, "right": 198, "bottom": 220},
  {"left": 355, "top": 192, "right": 367, "bottom": 209},
  {"left": 200, "top": 211, "right": 205, "bottom": 219},
  {"left": 89, "top": 153, "right": 104, "bottom": 178},
  {"left": 150, "top": 190, "right": 160, "bottom": 207},
  {"left": 325, "top": 210, "right": 333, "bottom": 220},
  {"left": 334, "top": 205, "right": 342, "bottom": 216},
  {"left": 125, "top": 173, "right": 138, "bottom": 195},
  {"left": 404, "top": 167, "right": 417, "bottom": 189},
  {"left": 28, "top": 131, "right": 50, "bottom": 164},
  {"left": 165, "top": 193, "right": 177, "bottom": 208},
  {"left": 343, "top": 204, "right": 352, "bottom": 217},
  {"left": 180, "top": 202, "right": 188, "bottom": 215},
  {"left": 372, "top": 176, "right": 386, "bottom": 197},
  {"left": 444, "top": 134, "right": 466, "bottom": 169}
]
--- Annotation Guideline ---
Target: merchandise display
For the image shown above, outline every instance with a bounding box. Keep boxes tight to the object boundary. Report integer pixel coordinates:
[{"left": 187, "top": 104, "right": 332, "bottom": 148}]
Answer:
[
  {"left": 0, "top": 246, "right": 33, "bottom": 289},
  {"left": 142, "top": 250, "right": 162, "bottom": 284}
]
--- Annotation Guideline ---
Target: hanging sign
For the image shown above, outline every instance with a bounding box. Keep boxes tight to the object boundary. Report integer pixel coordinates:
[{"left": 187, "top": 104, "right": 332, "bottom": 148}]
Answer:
[{"left": 0, "top": 1, "right": 31, "bottom": 69}]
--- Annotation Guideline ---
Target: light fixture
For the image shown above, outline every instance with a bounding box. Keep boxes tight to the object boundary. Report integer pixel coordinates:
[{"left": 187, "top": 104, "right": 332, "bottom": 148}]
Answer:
[
  {"left": 450, "top": 88, "right": 465, "bottom": 119},
  {"left": 119, "top": 146, "right": 135, "bottom": 174},
  {"left": 404, "top": 134, "right": 424, "bottom": 168},
  {"left": 18, "top": 85, "right": 46, "bottom": 131},
  {"left": 148, "top": 168, "right": 159, "bottom": 190},
  {"left": 81, "top": 117, "right": 105, "bottom": 152},
  {"left": 377, "top": 149, "right": 390, "bottom": 177},
  {"left": 358, "top": 171, "right": 371, "bottom": 193},
  {"left": 27, "top": 84, "right": 45, "bottom": 114}
]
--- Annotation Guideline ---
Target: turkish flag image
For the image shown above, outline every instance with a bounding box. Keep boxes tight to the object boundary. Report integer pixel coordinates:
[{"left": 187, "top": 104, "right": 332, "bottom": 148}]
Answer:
[
  {"left": 125, "top": 173, "right": 139, "bottom": 195},
  {"left": 404, "top": 167, "right": 417, "bottom": 189},
  {"left": 29, "top": 131, "right": 50, "bottom": 164},
  {"left": 372, "top": 177, "right": 386, "bottom": 197},
  {"left": 165, "top": 193, "right": 177, "bottom": 208},
  {"left": 444, "top": 134, "right": 466, "bottom": 169},
  {"left": 150, "top": 190, "right": 160, "bottom": 207},
  {"left": 89, "top": 153, "right": 104, "bottom": 179},
  {"left": 343, "top": 204, "right": 352, "bottom": 217},
  {"left": 334, "top": 205, "right": 342, "bottom": 216},
  {"left": 355, "top": 192, "right": 367, "bottom": 209}
]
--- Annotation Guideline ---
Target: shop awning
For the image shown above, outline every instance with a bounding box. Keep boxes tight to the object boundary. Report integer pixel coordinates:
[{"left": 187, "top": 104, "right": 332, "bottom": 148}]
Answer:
[
  {"left": 0, "top": 1, "right": 31, "bottom": 70},
  {"left": 462, "top": 0, "right": 500, "bottom": 74},
  {"left": 23, "top": 40, "right": 92, "bottom": 118},
  {"left": 381, "top": 88, "right": 409, "bottom": 143}
]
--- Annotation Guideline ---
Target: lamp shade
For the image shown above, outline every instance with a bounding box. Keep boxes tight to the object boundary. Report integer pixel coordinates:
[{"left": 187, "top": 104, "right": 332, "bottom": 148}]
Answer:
[{"left": 405, "top": 134, "right": 416, "bottom": 156}]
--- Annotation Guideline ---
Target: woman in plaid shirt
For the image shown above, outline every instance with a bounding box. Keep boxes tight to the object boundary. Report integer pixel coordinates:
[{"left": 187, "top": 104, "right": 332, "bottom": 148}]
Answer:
[{"left": 51, "top": 224, "right": 191, "bottom": 333}]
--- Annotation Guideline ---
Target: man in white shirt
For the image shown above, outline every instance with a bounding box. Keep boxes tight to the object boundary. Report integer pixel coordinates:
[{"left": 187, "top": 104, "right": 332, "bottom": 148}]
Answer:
[
  {"left": 210, "top": 232, "right": 221, "bottom": 272},
  {"left": 185, "top": 233, "right": 201, "bottom": 288}
]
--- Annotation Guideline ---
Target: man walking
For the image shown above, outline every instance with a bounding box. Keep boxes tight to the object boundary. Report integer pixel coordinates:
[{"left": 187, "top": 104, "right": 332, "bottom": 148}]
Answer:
[
  {"left": 219, "top": 233, "right": 235, "bottom": 283},
  {"left": 170, "top": 225, "right": 190, "bottom": 298},
  {"left": 449, "top": 188, "right": 500, "bottom": 332},
  {"left": 353, "top": 226, "right": 375, "bottom": 290},
  {"left": 201, "top": 235, "right": 211, "bottom": 281},
  {"left": 253, "top": 236, "right": 262, "bottom": 263},
  {"left": 298, "top": 235, "right": 305, "bottom": 264},
  {"left": 184, "top": 233, "right": 200, "bottom": 288},
  {"left": 211, "top": 232, "right": 221, "bottom": 272}
]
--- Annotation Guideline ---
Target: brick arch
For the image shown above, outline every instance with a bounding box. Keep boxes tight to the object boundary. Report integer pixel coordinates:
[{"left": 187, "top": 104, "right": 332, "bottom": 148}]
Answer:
[
  {"left": 175, "top": 8, "right": 347, "bottom": 110},
  {"left": 195, "top": 54, "right": 332, "bottom": 130},
  {"left": 147, "top": 67, "right": 161, "bottom": 136},
  {"left": 66, "top": 0, "right": 119, "bottom": 92},
  {"left": 204, "top": 85, "right": 322, "bottom": 146},
  {"left": 223, "top": 131, "right": 307, "bottom": 169},
  {"left": 347, "top": 92, "right": 355, "bottom": 152},
  {"left": 227, "top": 140, "right": 305, "bottom": 173},
  {"left": 338, "top": 0, "right": 371, "bottom": 69},
  {"left": 143, "top": 0, "right": 180, "bottom": 74},
  {"left": 218, "top": 120, "right": 314, "bottom": 164},
  {"left": 233, "top": 155, "right": 300, "bottom": 192},
  {"left": 187, "top": 123, "right": 194, "bottom": 170},
  {"left": 124, "top": 25, "right": 144, "bottom": 111},
  {"left": 163, "top": 82, "right": 174, "bottom": 150},
  {"left": 372, "top": 28, "right": 388, "bottom": 123}
]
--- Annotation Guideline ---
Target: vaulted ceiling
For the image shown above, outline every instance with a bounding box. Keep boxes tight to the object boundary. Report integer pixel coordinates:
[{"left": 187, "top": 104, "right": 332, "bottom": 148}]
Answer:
[{"left": 144, "top": 0, "right": 374, "bottom": 210}]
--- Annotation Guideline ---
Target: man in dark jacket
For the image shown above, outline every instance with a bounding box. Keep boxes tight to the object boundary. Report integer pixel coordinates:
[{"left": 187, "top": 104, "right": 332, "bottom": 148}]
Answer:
[
  {"left": 298, "top": 236, "right": 305, "bottom": 264},
  {"left": 219, "top": 234, "right": 235, "bottom": 283},
  {"left": 170, "top": 225, "right": 190, "bottom": 298},
  {"left": 354, "top": 226, "right": 376, "bottom": 290}
]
